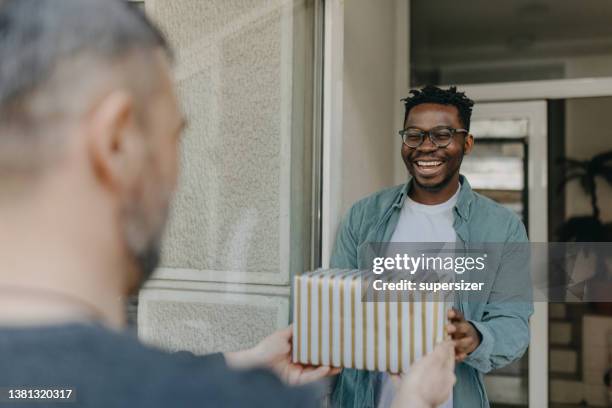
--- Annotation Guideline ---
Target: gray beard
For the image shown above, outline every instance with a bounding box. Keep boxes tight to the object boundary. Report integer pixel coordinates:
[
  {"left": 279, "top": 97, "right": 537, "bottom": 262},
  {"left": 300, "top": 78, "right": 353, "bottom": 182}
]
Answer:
[
  {"left": 132, "top": 238, "right": 161, "bottom": 286},
  {"left": 122, "top": 203, "right": 168, "bottom": 291}
]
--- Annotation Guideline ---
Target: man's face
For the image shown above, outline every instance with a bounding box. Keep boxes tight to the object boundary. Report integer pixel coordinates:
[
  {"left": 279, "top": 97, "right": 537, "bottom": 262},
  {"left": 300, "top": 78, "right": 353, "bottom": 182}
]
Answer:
[
  {"left": 119, "top": 59, "right": 184, "bottom": 291},
  {"left": 401, "top": 103, "right": 473, "bottom": 191}
]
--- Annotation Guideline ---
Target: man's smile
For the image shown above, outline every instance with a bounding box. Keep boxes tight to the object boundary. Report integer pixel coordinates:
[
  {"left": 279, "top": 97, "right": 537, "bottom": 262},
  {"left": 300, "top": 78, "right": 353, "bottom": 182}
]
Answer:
[{"left": 412, "top": 158, "right": 446, "bottom": 177}]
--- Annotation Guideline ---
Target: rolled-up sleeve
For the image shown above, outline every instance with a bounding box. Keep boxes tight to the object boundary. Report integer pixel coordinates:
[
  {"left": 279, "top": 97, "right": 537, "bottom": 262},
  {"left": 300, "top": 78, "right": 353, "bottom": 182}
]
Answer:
[{"left": 463, "top": 218, "right": 534, "bottom": 373}]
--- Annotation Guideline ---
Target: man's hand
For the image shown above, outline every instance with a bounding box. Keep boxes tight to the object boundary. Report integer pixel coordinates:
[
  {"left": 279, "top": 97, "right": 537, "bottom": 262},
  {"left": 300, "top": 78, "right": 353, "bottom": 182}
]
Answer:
[
  {"left": 224, "top": 325, "right": 340, "bottom": 385},
  {"left": 391, "top": 341, "right": 456, "bottom": 408},
  {"left": 446, "top": 308, "right": 481, "bottom": 362}
]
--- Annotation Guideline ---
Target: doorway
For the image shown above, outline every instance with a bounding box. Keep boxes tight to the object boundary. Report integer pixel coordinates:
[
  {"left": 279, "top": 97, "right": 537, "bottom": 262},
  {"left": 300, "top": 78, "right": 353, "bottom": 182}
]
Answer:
[{"left": 466, "top": 101, "right": 548, "bottom": 407}]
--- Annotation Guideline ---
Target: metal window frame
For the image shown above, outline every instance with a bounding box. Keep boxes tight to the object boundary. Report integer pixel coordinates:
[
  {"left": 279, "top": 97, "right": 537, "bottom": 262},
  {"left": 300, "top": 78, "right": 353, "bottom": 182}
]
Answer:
[
  {"left": 309, "top": 0, "right": 325, "bottom": 270},
  {"left": 320, "top": 0, "right": 344, "bottom": 268}
]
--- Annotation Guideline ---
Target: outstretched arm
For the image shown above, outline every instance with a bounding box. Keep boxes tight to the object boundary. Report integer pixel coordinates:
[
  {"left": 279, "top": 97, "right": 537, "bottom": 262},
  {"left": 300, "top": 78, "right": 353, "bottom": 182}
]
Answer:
[
  {"left": 224, "top": 325, "right": 341, "bottom": 385},
  {"left": 392, "top": 341, "right": 456, "bottom": 408}
]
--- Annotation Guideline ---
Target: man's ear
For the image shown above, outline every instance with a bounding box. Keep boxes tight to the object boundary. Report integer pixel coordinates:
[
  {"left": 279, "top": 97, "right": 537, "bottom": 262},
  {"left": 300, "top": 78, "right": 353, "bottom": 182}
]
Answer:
[
  {"left": 463, "top": 134, "right": 474, "bottom": 155},
  {"left": 87, "top": 91, "right": 138, "bottom": 192}
]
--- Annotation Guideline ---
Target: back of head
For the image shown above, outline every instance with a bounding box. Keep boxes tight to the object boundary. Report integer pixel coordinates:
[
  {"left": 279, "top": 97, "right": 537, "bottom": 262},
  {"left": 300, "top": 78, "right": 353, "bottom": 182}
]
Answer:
[
  {"left": 0, "top": 0, "right": 170, "bottom": 180},
  {"left": 0, "top": 0, "right": 180, "bottom": 321}
]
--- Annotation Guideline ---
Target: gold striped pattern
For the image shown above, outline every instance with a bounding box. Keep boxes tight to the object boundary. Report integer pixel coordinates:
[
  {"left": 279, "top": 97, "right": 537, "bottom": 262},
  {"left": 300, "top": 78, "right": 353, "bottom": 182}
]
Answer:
[
  {"left": 294, "top": 270, "right": 448, "bottom": 373},
  {"left": 337, "top": 269, "right": 354, "bottom": 368},
  {"left": 397, "top": 297, "right": 402, "bottom": 372},
  {"left": 373, "top": 284, "right": 378, "bottom": 371},
  {"left": 432, "top": 291, "right": 439, "bottom": 350},
  {"left": 421, "top": 294, "right": 427, "bottom": 355},
  {"left": 409, "top": 292, "right": 415, "bottom": 364},
  {"left": 385, "top": 290, "right": 390, "bottom": 371},
  {"left": 362, "top": 275, "right": 368, "bottom": 370}
]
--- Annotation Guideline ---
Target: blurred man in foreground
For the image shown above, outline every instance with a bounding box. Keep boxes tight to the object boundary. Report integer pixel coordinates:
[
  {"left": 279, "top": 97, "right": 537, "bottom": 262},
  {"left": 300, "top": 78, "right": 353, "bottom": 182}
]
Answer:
[{"left": 0, "top": 0, "right": 454, "bottom": 407}]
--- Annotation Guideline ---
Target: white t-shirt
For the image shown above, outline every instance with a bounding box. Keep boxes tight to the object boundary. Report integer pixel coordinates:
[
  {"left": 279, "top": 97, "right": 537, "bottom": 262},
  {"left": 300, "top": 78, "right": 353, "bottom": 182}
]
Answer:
[{"left": 377, "top": 185, "right": 460, "bottom": 408}]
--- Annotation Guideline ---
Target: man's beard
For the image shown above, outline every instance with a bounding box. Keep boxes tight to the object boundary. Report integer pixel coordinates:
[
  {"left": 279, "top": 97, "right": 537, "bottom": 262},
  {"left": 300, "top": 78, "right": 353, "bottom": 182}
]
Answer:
[
  {"left": 132, "top": 236, "right": 162, "bottom": 284},
  {"left": 413, "top": 169, "right": 457, "bottom": 192},
  {"left": 122, "top": 202, "right": 169, "bottom": 291}
]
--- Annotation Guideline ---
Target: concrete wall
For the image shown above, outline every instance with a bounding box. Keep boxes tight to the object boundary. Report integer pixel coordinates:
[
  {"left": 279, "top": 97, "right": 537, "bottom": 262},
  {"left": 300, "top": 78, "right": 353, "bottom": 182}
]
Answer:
[
  {"left": 138, "top": 0, "right": 313, "bottom": 354},
  {"left": 341, "top": 0, "right": 403, "bottom": 215},
  {"left": 565, "top": 97, "right": 612, "bottom": 222}
]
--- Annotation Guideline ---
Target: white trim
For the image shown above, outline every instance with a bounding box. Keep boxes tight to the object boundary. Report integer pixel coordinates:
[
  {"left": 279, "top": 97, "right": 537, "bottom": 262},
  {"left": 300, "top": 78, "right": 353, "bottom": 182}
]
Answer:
[
  {"left": 142, "top": 278, "right": 291, "bottom": 297},
  {"left": 472, "top": 101, "right": 549, "bottom": 408},
  {"left": 321, "top": 0, "right": 344, "bottom": 268},
  {"left": 456, "top": 77, "right": 612, "bottom": 102},
  {"left": 152, "top": 267, "right": 290, "bottom": 285}
]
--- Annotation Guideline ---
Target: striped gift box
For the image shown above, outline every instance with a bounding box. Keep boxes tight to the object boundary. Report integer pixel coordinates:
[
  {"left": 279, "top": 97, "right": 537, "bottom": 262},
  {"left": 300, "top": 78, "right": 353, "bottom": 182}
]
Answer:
[{"left": 292, "top": 269, "right": 450, "bottom": 373}]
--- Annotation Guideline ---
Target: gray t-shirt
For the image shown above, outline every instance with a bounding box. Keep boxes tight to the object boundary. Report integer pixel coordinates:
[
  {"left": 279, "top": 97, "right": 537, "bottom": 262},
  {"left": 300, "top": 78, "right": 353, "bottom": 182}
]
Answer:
[
  {"left": 378, "top": 186, "right": 460, "bottom": 408},
  {"left": 0, "top": 323, "right": 317, "bottom": 407}
]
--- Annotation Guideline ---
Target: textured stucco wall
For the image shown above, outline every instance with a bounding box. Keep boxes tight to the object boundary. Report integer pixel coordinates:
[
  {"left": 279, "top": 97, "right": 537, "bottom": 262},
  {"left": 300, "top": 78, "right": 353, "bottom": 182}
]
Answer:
[
  {"left": 139, "top": 286, "right": 289, "bottom": 354},
  {"left": 152, "top": 0, "right": 288, "bottom": 274},
  {"left": 139, "top": 0, "right": 305, "bottom": 354}
]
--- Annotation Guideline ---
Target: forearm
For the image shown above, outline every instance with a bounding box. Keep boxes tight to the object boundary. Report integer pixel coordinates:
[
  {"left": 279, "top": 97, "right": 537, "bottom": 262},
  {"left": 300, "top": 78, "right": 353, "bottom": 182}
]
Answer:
[
  {"left": 463, "top": 313, "right": 530, "bottom": 372},
  {"left": 224, "top": 348, "right": 260, "bottom": 369}
]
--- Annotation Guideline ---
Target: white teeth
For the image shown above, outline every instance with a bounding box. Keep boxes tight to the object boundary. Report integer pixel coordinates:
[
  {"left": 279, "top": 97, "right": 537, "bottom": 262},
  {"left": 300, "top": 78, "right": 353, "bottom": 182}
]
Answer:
[{"left": 416, "top": 161, "right": 442, "bottom": 167}]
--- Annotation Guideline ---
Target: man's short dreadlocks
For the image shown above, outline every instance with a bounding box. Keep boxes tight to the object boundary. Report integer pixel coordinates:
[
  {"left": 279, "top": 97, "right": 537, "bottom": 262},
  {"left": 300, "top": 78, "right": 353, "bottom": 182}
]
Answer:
[{"left": 402, "top": 85, "right": 475, "bottom": 130}]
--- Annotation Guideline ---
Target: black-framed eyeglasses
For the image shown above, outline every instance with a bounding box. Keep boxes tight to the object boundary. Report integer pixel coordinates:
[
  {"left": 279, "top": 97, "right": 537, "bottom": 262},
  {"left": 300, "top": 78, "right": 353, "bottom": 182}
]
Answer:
[{"left": 399, "top": 126, "right": 468, "bottom": 148}]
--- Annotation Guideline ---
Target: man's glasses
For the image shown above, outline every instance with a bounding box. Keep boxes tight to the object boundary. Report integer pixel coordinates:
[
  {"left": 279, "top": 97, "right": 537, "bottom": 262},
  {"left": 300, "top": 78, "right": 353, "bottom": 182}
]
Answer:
[{"left": 399, "top": 126, "right": 468, "bottom": 148}]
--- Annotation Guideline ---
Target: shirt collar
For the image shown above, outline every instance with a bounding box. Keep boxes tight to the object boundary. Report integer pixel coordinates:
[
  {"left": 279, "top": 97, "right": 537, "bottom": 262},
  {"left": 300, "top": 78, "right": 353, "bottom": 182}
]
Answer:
[{"left": 393, "top": 174, "right": 475, "bottom": 220}]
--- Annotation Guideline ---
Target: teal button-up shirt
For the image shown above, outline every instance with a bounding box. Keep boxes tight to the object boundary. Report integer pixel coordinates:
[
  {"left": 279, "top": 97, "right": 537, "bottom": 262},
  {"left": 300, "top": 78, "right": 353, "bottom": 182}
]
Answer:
[{"left": 330, "top": 176, "right": 533, "bottom": 408}]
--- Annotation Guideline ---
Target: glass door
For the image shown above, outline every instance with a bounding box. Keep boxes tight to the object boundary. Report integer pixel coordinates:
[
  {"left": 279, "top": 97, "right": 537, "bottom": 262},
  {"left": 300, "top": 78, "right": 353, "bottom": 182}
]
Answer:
[{"left": 465, "top": 101, "right": 548, "bottom": 407}]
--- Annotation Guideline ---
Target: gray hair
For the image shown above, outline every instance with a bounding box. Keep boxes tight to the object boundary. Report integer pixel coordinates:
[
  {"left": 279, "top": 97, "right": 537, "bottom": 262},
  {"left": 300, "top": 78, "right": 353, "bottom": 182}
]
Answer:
[{"left": 0, "top": 0, "right": 171, "bottom": 176}]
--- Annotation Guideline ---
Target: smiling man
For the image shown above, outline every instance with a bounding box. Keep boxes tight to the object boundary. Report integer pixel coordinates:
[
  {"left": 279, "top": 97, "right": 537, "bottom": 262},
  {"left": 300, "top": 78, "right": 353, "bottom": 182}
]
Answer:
[{"left": 330, "top": 86, "right": 533, "bottom": 408}]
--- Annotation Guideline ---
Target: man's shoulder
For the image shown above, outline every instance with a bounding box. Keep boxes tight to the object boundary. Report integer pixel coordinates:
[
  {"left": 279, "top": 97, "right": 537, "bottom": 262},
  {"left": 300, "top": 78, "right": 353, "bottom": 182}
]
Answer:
[
  {"left": 349, "top": 184, "right": 405, "bottom": 216},
  {"left": 470, "top": 190, "right": 520, "bottom": 221},
  {"left": 469, "top": 190, "right": 527, "bottom": 240},
  {"left": 0, "top": 324, "right": 314, "bottom": 407}
]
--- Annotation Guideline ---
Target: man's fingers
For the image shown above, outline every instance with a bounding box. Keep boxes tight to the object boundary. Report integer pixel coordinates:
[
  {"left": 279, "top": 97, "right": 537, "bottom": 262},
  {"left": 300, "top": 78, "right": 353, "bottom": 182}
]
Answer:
[
  {"left": 455, "top": 336, "right": 475, "bottom": 352},
  {"left": 447, "top": 321, "right": 471, "bottom": 335},
  {"left": 455, "top": 352, "right": 467, "bottom": 362},
  {"left": 279, "top": 325, "right": 293, "bottom": 340},
  {"left": 328, "top": 367, "right": 342, "bottom": 376},
  {"left": 446, "top": 323, "right": 469, "bottom": 339},
  {"left": 432, "top": 341, "right": 455, "bottom": 370},
  {"left": 388, "top": 373, "right": 402, "bottom": 387},
  {"left": 297, "top": 365, "right": 331, "bottom": 384},
  {"left": 438, "top": 341, "right": 455, "bottom": 370},
  {"left": 447, "top": 307, "right": 464, "bottom": 322},
  {"left": 289, "top": 365, "right": 340, "bottom": 385},
  {"left": 287, "top": 364, "right": 303, "bottom": 385},
  {"left": 456, "top": 322, "right": 471, "bottom": 335}
]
